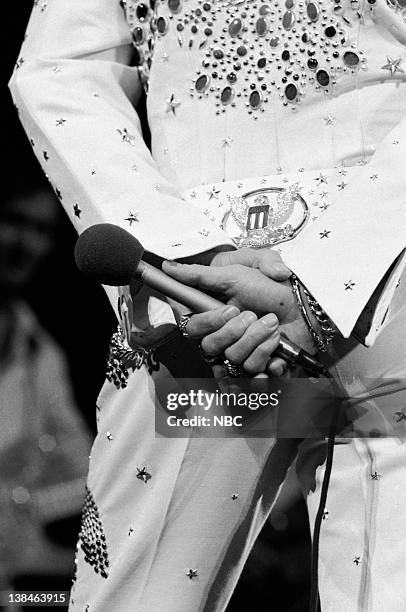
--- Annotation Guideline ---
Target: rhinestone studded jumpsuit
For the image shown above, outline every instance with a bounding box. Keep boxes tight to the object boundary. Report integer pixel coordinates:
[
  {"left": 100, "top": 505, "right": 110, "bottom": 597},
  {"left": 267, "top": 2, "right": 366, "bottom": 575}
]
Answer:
[{"left": 9, "top": 0, "right": 406, "bottom": 610}]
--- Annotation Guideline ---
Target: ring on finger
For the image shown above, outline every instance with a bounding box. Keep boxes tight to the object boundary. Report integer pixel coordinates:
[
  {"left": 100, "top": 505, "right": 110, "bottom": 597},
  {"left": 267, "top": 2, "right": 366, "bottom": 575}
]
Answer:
[
  {"left": 223, "top": 359, "right": 244, "bottom": 378},
  {"left": 178, "top": 313, "right": 193, "bottom": 338},
  {"left": 199, "top": 345, "right": 224, "bottom": 366}
]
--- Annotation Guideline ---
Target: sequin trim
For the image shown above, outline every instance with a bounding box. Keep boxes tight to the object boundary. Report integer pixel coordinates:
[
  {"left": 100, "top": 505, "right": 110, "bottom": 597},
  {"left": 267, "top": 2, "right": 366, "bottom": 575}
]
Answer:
[
  {"left": 106, "top": 326, "right": 160, "bottom": 389},
  {"left": 79, "top": 487, "right": 110, "bottom": 579}
]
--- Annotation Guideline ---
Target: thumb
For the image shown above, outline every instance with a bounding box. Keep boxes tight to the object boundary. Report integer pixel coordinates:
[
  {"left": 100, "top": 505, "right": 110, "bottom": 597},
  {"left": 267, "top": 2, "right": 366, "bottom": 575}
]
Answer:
[{"left": 259, "top": 253, "right": 291, "bottom": 281}]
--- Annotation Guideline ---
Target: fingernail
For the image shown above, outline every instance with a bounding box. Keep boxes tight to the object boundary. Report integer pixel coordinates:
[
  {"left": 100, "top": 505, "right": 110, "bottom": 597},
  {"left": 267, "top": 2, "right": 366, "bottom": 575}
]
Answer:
[
  {"left": 242, "top": 312, "right": 257, "bottom": 325},
  {"left": 261, "top": 314, "right": 278, "bottom": 329},
  {"left": 281, "top": 362, "right": 289, "bottom": 374},
  {"left": 223, "top": 305, "right": 239, "bottom": 320},
  {"left": 272, "top": 263, "right": 290, "bottom": 274},
  {"left": 165, "top": 260, "right": 180, "bottom": 267}
]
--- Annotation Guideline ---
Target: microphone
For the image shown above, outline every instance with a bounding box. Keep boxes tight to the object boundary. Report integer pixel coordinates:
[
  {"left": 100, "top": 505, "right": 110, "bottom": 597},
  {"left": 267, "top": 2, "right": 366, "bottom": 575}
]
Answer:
[{"left": 75, "top": 223, "right": 328, "bottom": 376}]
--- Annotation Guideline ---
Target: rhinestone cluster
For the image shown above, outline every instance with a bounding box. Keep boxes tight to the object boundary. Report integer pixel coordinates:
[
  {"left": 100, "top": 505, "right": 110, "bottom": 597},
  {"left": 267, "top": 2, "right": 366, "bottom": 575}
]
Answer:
[
  {"left": 79, "top": 487, "right": 110, "bottom": 579},
  {"left": 106, "top": 326, "right": 160, "bottom": 389},
  {"left": 385, "top": 0, "right": 406, "bottom": 17},
  {"left": 122, "top": 0, "right": 159, "bottom": 89},
  {"left": 122, "top": 0, "right": 367, "bottom": 114}
]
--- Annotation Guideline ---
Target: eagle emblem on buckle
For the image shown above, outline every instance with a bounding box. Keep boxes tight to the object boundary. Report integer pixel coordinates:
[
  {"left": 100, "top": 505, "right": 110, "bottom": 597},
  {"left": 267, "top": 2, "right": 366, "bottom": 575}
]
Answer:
[{"left": 221, "top": 183, "right": 309, "bottom": 248}]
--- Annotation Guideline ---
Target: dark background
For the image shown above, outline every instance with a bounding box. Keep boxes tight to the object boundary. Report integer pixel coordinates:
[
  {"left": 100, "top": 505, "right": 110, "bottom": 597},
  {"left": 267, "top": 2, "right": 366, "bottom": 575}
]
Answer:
[{"left": 4, "top": 4, "right": 310, "bottom": 610}]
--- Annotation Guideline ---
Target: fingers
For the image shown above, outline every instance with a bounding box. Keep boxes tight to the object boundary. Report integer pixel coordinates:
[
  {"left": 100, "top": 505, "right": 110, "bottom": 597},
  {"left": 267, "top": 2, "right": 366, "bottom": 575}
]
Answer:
[
  {"left": 201, "top": 312, "right": 280, "bottom": 375},
  {"left": 163, "top": 260, "right": 233, "bottom": 292},
  {"left": 185, "top": 306, "right": 240, "bottom": 339},
  {"left": 200, "top": 311, "right": 258, "bottom": 356},
  {"left": 211, "top": 247, "right": 291, "bottom": 281},
  {"left": 226, "top": 314, "right": 280, "bottom": 374},
  {"left": 266, "top": 356, "right": 291, "bottom": 379},
  {"left": 258, "top": 250, "right": 291, "bottom": 281}
]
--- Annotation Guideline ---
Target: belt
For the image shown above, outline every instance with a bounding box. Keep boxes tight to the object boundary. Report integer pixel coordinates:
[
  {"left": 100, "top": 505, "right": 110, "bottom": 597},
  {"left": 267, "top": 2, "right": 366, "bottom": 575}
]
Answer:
[{"left": 181, "top": 167, "right": 358, "bottom": 249}]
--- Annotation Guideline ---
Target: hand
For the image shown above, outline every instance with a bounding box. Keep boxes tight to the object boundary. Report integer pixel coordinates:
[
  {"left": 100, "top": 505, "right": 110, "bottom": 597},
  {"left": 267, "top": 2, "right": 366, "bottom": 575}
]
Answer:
[
  {"left": 177, "top": 247, "right": 296, "bottom": 377},
  {"left": 163, "top": 260, "right": 297, "bottom": 322},
  {"left": 208, "top": 247, "right": 291, "bottom": 282},
  {"left": 181, "top": 305, "right": 280, "bottom": 376},
  {"left": 165, "top": 260, "right": 318, "bottom": 376}
]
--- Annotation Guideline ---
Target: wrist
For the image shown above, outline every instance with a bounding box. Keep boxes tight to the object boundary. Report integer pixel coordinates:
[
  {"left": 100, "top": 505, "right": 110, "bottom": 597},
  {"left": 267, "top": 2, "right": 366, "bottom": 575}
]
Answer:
[{"left": 290, "top": 275, "right": 336, "bottom": 352}]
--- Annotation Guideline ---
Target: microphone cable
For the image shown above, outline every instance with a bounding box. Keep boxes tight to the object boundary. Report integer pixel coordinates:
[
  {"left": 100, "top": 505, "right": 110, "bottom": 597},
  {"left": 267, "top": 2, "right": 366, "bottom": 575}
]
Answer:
[{"left": 308, "top": 369, "right": 341, "bottom": 612}]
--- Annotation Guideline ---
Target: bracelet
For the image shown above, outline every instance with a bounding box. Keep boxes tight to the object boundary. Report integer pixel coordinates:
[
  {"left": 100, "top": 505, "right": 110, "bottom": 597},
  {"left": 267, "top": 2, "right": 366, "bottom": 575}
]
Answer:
[
  {"left": 290, "top": 275, "right": 329, "bottom": 352},
  {"left": 302, "top": 287, "right": 336, "bottom": 345}
]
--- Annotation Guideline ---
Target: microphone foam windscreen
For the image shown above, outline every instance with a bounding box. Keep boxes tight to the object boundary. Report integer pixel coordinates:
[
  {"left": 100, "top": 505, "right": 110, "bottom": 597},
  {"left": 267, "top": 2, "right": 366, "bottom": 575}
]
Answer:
[{"left": 74, "top": 223, "right": 144, "bottom": 286}]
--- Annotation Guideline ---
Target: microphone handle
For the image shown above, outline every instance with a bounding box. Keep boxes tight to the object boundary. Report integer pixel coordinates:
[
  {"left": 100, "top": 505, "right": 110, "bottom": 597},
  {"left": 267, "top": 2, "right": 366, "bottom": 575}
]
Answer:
[
  {"left": 137, "top": 260, "right": 224, "bottom": 312},
  {"left": 136, "top": 260, "right": 327, "bottom": 376}
]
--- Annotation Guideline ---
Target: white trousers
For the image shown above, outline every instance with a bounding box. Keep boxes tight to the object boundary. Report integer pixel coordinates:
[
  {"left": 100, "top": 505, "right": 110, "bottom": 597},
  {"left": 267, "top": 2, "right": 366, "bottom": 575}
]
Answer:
[{"left": 70, "top": 273, "right": 406, "bottom": 612}]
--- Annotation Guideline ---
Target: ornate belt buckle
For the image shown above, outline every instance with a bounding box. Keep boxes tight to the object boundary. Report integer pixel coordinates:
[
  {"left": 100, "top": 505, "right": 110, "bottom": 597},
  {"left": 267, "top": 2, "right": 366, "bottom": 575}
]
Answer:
[{"left": 221, "top": 183, "right": 309, "bottom": 248}]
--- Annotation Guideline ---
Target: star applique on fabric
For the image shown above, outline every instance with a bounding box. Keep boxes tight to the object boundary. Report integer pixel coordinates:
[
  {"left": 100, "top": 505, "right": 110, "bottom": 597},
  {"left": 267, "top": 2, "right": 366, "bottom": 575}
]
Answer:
[
  {"left": 231, "top": 494, "right": 239, "bottom": 500},
  {"left": 56, "top": 118, "right": 66, "bottom": 126},
  {"left": 395, "top": 409, "right": 406, "bottom": 422},
  {"left": 165, "top": 93, "right": 181, "bottom": 115},
  {"left": 43, "top": 150, "right": 49, "bottom": 161},
  {"left": 344, "top": 280, "right": 355, "bottom": 291},
  {"left": 73, "top": 203, "right": 82, "bottom": 218},
  {"left": 199, "top": 229, "right": 210, "bottom": 236},
  {"left": 319, "top": 230, "right": 331, "bottom": 239},
  {"left": 136, "top": 467, "right": 152, "bottom": 484},
  {"left": 222, "top": 136, "right": 233, "bottom": 147},
  {"left": 324, "top": 115, "right": 336, "bottom": 126},
  {"left": 370, "top": 174, "right": 378, "bottom": 180},
  {"left": 15, "top": 57, "right": 25, "bottom": 69},
  {"left": 125, "top": 212, "right": 139, "bottom": 226},
  {"left": 207, "top": 186, "right": 221, "bottom": 200},
  {"left": 322, "top": 509, "right": 329, "bottom": 520},
  {"left": 381, "top": 56, "right": 404, "bottom": 77},
  {"left": 314, "top": 173, "right": 328, "bottom": 186},
  {"left": 337, "top": 181, "right": 347, "bottom": 190},
  {"left": 353, "top": 556, "right": 361, "bottom": 566},
  {"left": 106, "top": 432, "right": 114, "bottom": 441},
  {"left": 186, "top": 569, "right": 198, "bottom": 580},
  {"left": 370, "top": 471, "right": 381, "bottom": 480},
  {"left": 117, "top": 128, "right": 135, "bottom": 145}
]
